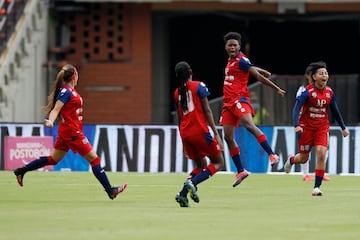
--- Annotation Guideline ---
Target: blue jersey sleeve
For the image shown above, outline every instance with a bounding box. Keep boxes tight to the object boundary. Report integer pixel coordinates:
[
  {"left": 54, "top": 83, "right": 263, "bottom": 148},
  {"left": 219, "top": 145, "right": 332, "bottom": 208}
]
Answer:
[
  {"left": 238, "top": 55, "right": 253, "bottom": 71},
  {"left": 292, "top": 89, "right": 309, "bottom": 127},
  {"left": 56, "top": 88, "right": 71, "bottom": 104},
  {"left": 330, "top": 94, "right": 346, "bottom": 130},
  {"left": 197, "top": 82, "right": 210, "bottom": 99}
]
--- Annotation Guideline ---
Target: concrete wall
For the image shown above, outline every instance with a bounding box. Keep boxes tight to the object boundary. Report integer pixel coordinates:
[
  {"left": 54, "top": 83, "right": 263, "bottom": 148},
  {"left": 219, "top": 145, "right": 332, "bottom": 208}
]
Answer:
[{"left": 0, "top": 0, "right": 49, "bottom": 123}]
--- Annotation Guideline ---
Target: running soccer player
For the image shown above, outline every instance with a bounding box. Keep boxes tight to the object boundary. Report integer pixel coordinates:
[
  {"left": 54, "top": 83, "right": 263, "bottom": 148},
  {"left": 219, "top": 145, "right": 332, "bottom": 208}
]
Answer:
[
  {"left": 13, "top": 64, "right": 127, "bottom": 200},
  {"left": 298, "top": 63, "right": 330, "bottom": 181},
  {"left": 284, "top": 61, "right": 349, "bottom": 196},
  {"left": 174, "top": 61, "right": 224, "bottom": 207},
  {"left": 220, "top": 32, "right": 286, "bottom": 187}
]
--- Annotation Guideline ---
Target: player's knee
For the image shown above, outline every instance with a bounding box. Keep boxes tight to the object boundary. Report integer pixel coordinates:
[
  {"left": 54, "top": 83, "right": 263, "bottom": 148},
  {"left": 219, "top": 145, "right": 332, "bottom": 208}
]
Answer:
[{"left": 299, "top": 159, "right": 308, "bottom": 164}]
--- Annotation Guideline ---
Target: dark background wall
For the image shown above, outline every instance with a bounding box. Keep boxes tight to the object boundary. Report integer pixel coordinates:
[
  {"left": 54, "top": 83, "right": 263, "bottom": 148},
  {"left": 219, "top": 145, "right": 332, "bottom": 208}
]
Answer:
[
  {"left": 166, "top": 13, "right": 360, "bottom": 100},
  {"left": 49, "top": 1, "right": 360, "bottom": 125}
]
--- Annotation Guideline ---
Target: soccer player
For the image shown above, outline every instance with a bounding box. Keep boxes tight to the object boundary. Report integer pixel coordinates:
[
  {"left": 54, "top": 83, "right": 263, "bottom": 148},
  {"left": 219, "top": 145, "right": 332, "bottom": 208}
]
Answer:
[
  {"left": 220, "top": 32, "right": 286, "bottom": 187},
  {"left": 284, "top": 61, "right": 349, "bottom": 196},
  {"left": 13, "top": 64, "right": 127, "bottom": 200},
  {"left": 298, "top": 64, "right": 330, "bottom": 181},
  {"left": 174, "top": 61, "right": 224, "bottom": 207}
]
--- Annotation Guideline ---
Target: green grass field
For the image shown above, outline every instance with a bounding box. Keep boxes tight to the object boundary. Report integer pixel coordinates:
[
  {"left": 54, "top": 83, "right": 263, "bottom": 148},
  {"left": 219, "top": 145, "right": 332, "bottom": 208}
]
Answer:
[{"left": 1, "top": 171, "right": 359, "bottom": 240}]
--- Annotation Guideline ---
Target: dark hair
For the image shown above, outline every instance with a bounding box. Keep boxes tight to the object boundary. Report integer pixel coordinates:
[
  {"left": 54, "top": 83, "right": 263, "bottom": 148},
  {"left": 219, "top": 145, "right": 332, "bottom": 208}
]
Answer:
[
  {"left": 308, "top": 61, "right": 327, "bottom": 76},
  {"left": 304, "top": 64, "right": 314, "bottom": 84},
  {"left": 304, "top": 65, "right": 313, "bottom": 76},
  {"left": 42, "top": 64, "right": 78, "bottom": 116},
  {"left": 175, "top": 61, "right": 192, "bottom": 113},
  {"left": 224, "top": 32, "right": 241, "bottom": 44}
]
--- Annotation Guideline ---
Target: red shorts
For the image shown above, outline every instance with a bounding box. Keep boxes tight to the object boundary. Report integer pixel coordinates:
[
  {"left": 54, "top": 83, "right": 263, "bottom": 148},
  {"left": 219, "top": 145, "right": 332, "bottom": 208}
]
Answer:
[
  {"left": 182, "top": 132, "right": 221, "bottom": 160},
  {"left": 297, "top": 127, "right": 329, "bottom": 153},
  {"left": 220, "top": 101, "right": 254, "bottom": 127},
  {"left": 54, "top": 132, "right": 93, "bottom": 156}
]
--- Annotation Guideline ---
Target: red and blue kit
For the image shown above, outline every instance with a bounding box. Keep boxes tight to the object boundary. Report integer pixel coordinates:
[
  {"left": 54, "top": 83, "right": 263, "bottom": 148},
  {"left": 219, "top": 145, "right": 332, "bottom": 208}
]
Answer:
[
  {"left": 293, "top": 83, "right": 346, "bottom": 152},
  {"left": 54, "top": 84, "right": 92, "bottom": 156},
  {"left": 220, "top": 52, "right": 254, "bottom": 126},
  {"left": 174, "top": 81, "right": 221, "bottom": 160}
]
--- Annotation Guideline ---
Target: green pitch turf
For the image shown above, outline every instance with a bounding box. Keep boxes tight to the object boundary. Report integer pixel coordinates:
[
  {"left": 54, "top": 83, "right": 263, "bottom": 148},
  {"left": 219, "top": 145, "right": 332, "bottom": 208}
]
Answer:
[{"left": 0, "top": 171, "right": 359, "bottom": 240}]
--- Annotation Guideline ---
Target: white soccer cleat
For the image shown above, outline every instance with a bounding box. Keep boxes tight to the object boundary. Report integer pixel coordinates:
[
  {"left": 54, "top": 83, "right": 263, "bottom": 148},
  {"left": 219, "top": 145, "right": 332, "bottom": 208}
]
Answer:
[
  {"left": 269, "top": 154, "right": 280, "bottom": 167},
  {"left": 312, "top": 187, "right": 323, "bottom": 196},
  {"left": 284, "top": 155, "right": 293, "bottom": 173}
]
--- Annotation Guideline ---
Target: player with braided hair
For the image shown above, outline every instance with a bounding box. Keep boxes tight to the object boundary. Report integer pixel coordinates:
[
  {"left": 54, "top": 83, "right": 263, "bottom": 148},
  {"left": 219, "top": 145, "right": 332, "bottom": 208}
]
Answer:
[{"left": 174, "top": 61, "right": 224, "bottom": 207}]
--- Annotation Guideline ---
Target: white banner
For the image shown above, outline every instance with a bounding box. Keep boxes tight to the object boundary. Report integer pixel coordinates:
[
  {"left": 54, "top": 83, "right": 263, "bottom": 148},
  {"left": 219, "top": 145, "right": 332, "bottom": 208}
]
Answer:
[
  {"left": 270, "top": 126, "right": 360, "bottom": 174},
  {"left": 92, "top": 125, "right": 232, "bottom": 173}
]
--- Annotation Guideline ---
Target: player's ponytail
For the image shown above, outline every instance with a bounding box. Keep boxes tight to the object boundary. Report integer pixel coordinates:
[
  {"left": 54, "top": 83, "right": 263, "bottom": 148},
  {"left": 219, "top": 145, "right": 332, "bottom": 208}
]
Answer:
[{"left": 42, "top": 64, "right": 76, "bottom": 116}]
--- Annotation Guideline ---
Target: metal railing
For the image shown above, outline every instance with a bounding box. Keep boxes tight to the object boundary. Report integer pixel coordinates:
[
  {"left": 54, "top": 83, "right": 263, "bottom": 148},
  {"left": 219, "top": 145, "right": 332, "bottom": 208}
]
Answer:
[
  {"left": 172, "top": 74, "right": 360, "bottom": 126},
  {"left": 0, "top": 0, "right": 26, "bottom": 55}
]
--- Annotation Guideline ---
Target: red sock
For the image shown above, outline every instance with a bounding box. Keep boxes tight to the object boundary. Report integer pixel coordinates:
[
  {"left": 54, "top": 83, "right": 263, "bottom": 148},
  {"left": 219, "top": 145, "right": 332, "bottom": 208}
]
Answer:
[
  {"left": 207, "top": 164, "right": 217, "bottom": 175},
  {"left": 90, "top": 157, "right": 101, "bottom": 167},
  {"left": 230, "top": 147, "right": 240, "bottom": 156},
  {"left": 315, "top": 169, "right": 325, "bottom": 177},
  {"left": 256, "top": 134, "right": 267, "bottom": 144},
  {"left": 189, "top": 168, "right": 201, "bottom": 179}
]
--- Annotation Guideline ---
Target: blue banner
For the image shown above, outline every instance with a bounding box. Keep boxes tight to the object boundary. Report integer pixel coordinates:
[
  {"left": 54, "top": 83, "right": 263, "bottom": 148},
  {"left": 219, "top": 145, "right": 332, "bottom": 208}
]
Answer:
[{"left": 233, "top": 126, "right": 273, "bottom": 173}]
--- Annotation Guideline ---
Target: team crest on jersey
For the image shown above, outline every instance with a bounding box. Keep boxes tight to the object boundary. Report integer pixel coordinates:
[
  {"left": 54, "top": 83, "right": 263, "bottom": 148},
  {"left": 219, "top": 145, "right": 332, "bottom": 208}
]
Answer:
[
  {"left": 326, "top": 93, "right": 330, "bottom": 98},
  {"left": 312, "top": 92, "right": 317, "bottom": 98},
  {"left": 72, "top": 91, "right": 77, "bottom": 97}
]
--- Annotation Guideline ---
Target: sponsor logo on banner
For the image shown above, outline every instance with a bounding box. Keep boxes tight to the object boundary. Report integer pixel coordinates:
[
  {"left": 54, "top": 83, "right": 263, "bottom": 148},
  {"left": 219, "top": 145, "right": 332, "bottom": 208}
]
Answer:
[{"left": 4, "top": 136, "right": 53, "bottom": 170}]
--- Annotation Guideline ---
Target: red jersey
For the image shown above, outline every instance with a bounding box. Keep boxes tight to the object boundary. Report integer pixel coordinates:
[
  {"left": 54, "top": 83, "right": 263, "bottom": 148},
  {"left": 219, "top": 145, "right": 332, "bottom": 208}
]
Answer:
[
  {"left": 174, "top": 81, "right": 210, "bottom": 138},
  {"left": 297, "top": 84, "right": 334, "bottom": 130},
  {"left": 56, "top": 85, "right": 84, "bottom": 139},
  {"left": 223, "top": 52, "right": 253, "bottom": 107}
]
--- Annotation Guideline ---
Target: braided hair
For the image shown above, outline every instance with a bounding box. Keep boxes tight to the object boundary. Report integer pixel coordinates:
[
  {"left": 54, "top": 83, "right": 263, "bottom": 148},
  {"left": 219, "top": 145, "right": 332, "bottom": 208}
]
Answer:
[{"left": 175, "top": 61, "right": 192, "bottom": 113}]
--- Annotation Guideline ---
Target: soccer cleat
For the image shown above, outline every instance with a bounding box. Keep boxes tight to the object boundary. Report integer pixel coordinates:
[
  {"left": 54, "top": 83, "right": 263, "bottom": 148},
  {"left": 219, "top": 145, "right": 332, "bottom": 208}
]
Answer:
[
  {"left": 323, "top": 175, "right": 331, "bottom": 181},
  {"left": 303, "top": 174, "right": 314, "bottom": 181},
  {"left": 184, "top": 179, "right": 199, "bottom": 203},
  {"left": 284, "top": 155, "right": 293, "bottom": 173},
  {"left": 232, "top": 169, "right": 249, "bottom": 187},
  {"left": 269, "top": 154, "right": 280, "bottom": 167},
  {"left": 175, "top": 194, "right": 189, "bottom": 207},
  {"left": 312, "top": 187, "right": 323, "bottom": 196},
  {"left": 107, "top": 183, "right": 127, "bottom": 200},
  {"left": 14, "top": 168, "right": 26, "bottom": 187}
]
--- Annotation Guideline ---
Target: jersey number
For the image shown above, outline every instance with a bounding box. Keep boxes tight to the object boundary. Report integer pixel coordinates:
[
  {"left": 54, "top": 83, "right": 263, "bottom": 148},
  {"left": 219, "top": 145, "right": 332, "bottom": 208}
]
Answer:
[{"left": 182, "top": 91, "right": 195, "bottom": 115}]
